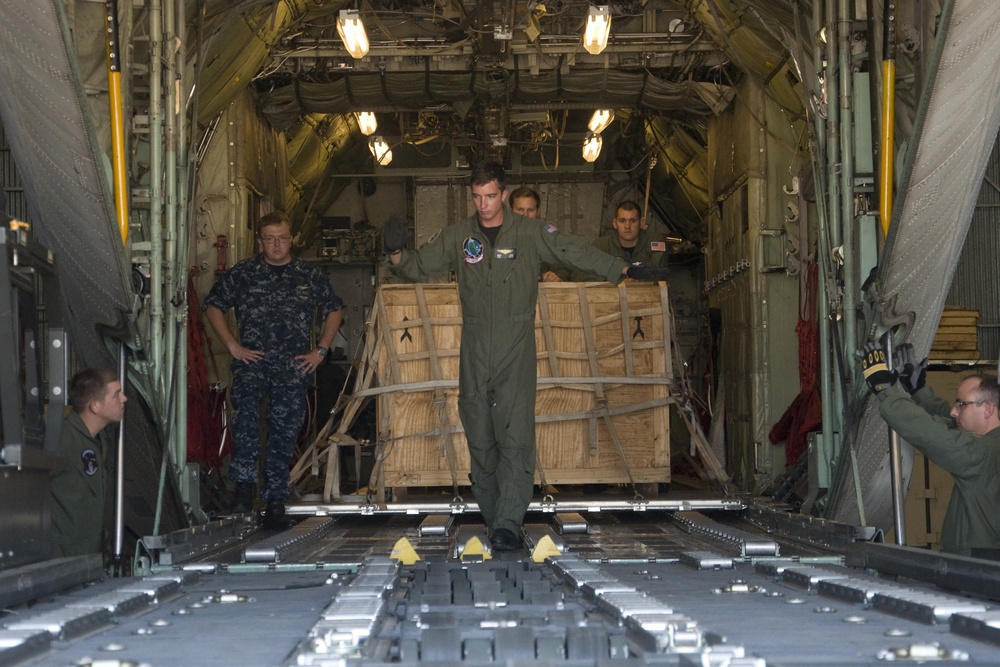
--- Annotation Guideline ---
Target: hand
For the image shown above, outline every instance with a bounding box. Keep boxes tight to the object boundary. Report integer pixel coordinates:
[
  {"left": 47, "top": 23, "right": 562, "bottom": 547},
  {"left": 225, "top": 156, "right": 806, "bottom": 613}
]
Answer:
[
  {"left": 294, "top": 349, "right": 325, "bottom": 374},
  {"left": 540, "top": 271, "right": 562, "bottom": 282},
  {"left": 383, "top": 214, "right": 411, "bottom": 254},
  {"left": 625, "top": 265, "right": 670, "bottom": 282},
  {"left": 893, "top": 343, "right": 927, "bottom": 395},
  {"left": 228, "top": 342, "right": 264, "bottom": 365},
  {"left": 861, "top": 341, "right": 897, "bottom": 395}
]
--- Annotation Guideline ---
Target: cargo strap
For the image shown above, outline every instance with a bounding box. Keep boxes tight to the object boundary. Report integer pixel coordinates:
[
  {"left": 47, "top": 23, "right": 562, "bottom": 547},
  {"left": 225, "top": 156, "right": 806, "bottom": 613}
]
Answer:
[
  {"left": 577, "top": 284, "right": 642, "bottom": 500},
  {"left": 535, "top": 452, "right": 554, "bottom": 504},
  {"left": 416, "top": 286, "right": 463, "bottom": 502}
]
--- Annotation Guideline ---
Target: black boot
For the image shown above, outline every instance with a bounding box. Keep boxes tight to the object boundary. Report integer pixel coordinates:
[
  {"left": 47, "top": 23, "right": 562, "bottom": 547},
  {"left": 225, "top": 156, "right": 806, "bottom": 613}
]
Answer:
[
  {"left": 262, "top": 497, "right": 293, "bottom": 530},
  {"left": 230, "top": 482, "right": 254, "bottom": 514},
  {"left": 490, "top": 527, "right": 521, "bottom": 552}
]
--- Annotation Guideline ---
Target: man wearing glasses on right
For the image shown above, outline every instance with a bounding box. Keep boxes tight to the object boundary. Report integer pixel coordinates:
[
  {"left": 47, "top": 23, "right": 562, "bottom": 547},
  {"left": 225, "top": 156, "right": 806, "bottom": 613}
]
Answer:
[{"left": 861, "top": 340, "right": 1000, "bottom": 556}]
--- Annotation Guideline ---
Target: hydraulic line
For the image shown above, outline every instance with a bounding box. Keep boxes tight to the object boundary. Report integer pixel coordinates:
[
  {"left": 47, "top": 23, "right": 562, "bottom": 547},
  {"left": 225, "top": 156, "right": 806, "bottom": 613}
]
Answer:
[
  {"left": 838, "top": 0, "right": 857, "bottom": 377},
  {"left": 104, "top": 0, "right": 129, "bottom": 244},
  {"left": 879, "top": 0, "right": 896, "bottom": 238}
]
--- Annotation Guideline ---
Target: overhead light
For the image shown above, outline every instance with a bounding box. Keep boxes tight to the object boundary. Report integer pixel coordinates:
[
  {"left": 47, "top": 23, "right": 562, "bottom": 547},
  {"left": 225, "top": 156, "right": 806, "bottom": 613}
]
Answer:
[
  {"left": 582, "top": 132, "right": 602, "bottom": 163},
  {"left": 588, "top": 109, "right": 614, "bottom": 134},
  {"left": 583, "top": 5, "right": 611, "bottom": 55},
  {"left": 337, "top": 9, "right": 369, "bottom": 59},
  {"left": 368, "top": 136, "right": 393, "bottom": 166},
  {"left": 355, "top": 111, "right": 378, "bottom": 136}
]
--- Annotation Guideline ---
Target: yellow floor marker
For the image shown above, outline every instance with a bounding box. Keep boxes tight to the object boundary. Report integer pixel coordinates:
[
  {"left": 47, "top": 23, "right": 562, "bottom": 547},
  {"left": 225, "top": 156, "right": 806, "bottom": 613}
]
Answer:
[
  {"left": 531, "top": 534, "right": 562, "bottom": 563},
  {"left": 461, "top": 535, "right": 492, "bottom": 561},
  {"left": 390, "top": 537, "right": 421, "bottom": 565}
]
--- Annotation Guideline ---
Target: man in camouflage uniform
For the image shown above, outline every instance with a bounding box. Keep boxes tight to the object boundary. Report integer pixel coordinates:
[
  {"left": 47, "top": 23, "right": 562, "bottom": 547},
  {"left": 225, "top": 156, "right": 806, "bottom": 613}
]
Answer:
[
  {"left": 571, "top": 200, "right": 668, "bottom": 281},
  {"left": 386, "top": 162, "right": 662, "bottom": 550},
  {"left": 205, "top": 211, "right": 342, "bottom": 529}
]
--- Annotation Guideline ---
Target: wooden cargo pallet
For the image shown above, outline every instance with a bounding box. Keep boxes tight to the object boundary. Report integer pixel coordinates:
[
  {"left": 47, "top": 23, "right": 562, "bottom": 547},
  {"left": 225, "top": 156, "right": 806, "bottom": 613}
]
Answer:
[
  {"left": 930, "top": 307, "right": 980, "bottom": 361},
  {"left": 291, "top": 282, "right": 728, "bottom": 503}
]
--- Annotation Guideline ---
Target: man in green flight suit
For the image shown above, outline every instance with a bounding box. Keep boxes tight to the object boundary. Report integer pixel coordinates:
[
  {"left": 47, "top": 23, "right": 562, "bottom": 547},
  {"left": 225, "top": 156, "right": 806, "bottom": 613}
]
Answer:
[
  {"left": 861, "top": 341, "right": 1000, "bottom": 556},
  {"left": 571, "top": 200, "right": 668, "bottom": 281},
  {"left": 385, "top": 161, "right": 667, "bottom": 550},
  {"left": 50, "top": 368, "right": 127, "bottom": 558}
]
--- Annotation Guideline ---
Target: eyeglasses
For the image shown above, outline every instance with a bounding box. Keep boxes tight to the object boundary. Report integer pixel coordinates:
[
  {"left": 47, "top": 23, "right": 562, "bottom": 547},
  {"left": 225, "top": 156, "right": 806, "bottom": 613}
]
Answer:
[
  {"left": 260, "top": 235, "right": 292, "bottom": 244},
  {"left": 954, "top": 399, "right": 986, "bottom": 409}
]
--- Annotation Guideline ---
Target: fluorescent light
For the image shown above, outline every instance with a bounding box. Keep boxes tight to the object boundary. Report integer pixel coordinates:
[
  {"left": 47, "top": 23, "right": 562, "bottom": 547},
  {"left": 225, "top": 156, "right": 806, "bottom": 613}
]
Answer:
[
  {"left": 368, "top": 136, "right": 393, "bottom": 166},
  {"left": 583, "top": 5, "right": 611, "bottom": 55},
  {"left": 582, "top": 132, "right": 602, "bottom": 162},
  {"left": 588, "top": 109, "right": 614, "bottom": 134},
  {"left": 337, "top": 9, "right": 369, "bottom": 59},
  {"left": 355, "top": 111, "right": 378, "bottom": 136}
]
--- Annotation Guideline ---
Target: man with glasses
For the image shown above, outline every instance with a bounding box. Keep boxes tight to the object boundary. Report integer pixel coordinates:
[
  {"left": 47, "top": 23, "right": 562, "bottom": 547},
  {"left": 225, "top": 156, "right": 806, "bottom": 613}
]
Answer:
[
  {"left": 861, "top": 341, "right": 1000, "bottom": 556},
  {"left": 570, "top": 200, "right": 668, "bottom": 282},
  {"left": 205, "top": 211, "right": 343, "bottom": 528}
]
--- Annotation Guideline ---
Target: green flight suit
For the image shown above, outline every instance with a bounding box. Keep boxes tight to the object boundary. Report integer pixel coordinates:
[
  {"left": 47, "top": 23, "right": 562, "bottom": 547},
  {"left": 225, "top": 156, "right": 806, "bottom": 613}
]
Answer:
[
  {"left": 389, "top": 208, "right": 627, "bottom": 532},
  {"left": 877, "top": 384, "right": 1000, "bottom": 556},
  {"left": 50, "top": 410, "right": 108, "bottom": 557},
  {"left": 570, "top": 228, "right": 668, "bottom": 281}
]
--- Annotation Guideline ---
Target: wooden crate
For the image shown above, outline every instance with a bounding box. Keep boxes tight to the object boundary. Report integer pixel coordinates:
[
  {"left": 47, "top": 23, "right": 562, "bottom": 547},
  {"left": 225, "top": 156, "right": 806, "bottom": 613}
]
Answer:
[
  {"left": 931, "top": 307, "right": 980, "bottom": 360},
  {"left": 372, "top": 282, "right": 673, "bottom": 489}
]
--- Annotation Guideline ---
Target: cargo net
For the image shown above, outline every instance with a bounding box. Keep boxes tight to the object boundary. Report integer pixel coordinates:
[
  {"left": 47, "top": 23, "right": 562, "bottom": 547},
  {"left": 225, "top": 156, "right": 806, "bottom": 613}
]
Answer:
[{"left": 291, "top": 283, "right": 730, "bottom": 505}]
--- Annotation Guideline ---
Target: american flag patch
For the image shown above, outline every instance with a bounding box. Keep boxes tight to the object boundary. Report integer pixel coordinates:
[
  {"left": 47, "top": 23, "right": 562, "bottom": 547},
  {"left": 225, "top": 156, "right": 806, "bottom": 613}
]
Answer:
[{"left": 650, "top": 241, "right": 666, "bottom": 251}]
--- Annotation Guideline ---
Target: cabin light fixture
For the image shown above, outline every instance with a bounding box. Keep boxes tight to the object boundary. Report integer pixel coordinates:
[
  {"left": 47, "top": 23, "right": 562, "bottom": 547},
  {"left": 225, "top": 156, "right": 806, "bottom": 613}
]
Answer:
[
  {"left": 588, "top": 109, "right": 614, "bottom": 134},
  {"left": 368, "top": 136, "right": 393, "bottom": 166},
  {"left": 583, "top": 5, "right": 611, "bottom": 55},
  {"left": 337, "top": 9, "right": 370, "bottom": 59},
  {"left": 582, "top": 132, "right": 602, "bottom": 162},
  {"left": 355, "top": 111, "right": 378, "bottom": 136}
]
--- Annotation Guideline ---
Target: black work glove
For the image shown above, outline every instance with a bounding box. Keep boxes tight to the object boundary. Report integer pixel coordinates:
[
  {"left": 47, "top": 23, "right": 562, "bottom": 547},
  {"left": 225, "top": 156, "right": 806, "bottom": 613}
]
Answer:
[
  {"left": 893, "top": 343, "right": 927, "bottom": 396},
  {"left": 625, "top": 265, "right": 670, "bottom": 281},
  {"left": 383, "top": 214, "right": 411, "bottom": 254},
  {"left": 861, "top": 341, "right": 897, "bottom": 395}
]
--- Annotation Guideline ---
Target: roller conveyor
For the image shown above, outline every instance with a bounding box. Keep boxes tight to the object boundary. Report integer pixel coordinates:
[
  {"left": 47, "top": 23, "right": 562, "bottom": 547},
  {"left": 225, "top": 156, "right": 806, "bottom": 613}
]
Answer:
[{"left": 4, "top": 504, "right": 1000, "bottom": 665}]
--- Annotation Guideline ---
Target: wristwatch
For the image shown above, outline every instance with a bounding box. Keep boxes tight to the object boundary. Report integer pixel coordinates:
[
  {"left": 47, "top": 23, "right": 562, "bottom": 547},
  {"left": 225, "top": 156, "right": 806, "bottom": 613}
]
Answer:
[{"left": 315, "top": 346, "right": 329, "bottom": 358}]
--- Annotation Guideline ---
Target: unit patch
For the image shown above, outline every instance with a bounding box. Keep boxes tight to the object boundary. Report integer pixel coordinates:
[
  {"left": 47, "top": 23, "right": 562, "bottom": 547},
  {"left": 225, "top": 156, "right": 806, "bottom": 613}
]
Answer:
[
  {"left": 495, "top": 248, "right": 516, "bottom": 260},
  {"left": 81, "top": 448, "right": 99, "bottom": 476},
  {"left": 463, "top": 237, "right": 484, "bottom": 264}
]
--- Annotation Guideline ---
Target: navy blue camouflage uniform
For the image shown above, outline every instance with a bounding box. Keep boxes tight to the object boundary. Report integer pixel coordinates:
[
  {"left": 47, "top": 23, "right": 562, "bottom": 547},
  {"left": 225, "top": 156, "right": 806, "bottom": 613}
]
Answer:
[{"left": 204, "top": 254, "right": 342, "bottom": 501}]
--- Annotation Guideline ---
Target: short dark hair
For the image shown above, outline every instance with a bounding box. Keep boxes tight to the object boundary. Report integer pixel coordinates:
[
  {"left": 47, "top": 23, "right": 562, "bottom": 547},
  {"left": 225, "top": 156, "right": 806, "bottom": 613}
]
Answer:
[
  {"left": 968, "top": 374, "right": 1000, "bottom": 406},
  {"left": 616, "top": 200, "right": 642, "bottom": 217},
  {"left": 470, "top": 161, "right": 506, "bottom": 191},
  {"left": 508, "top": 186, "right": 540, "bottom": 208},
  {"left": 255, "top": 211, "right": 292, "bottom": 236},
  {"left": 68, "top": 368, "right": 118, "bottom": 413}
]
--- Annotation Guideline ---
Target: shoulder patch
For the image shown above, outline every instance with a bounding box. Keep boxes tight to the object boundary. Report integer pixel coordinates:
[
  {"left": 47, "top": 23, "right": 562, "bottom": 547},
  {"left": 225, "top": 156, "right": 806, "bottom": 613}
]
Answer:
[
  {"left": 544, "top": 224, "right": 559, "bottom": 234},
  {"left": 81, "top": 448, "right": 100, "bottom": 476},
  {"left": 650, "top": 241, "right": 666, "bottom": 252}
]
